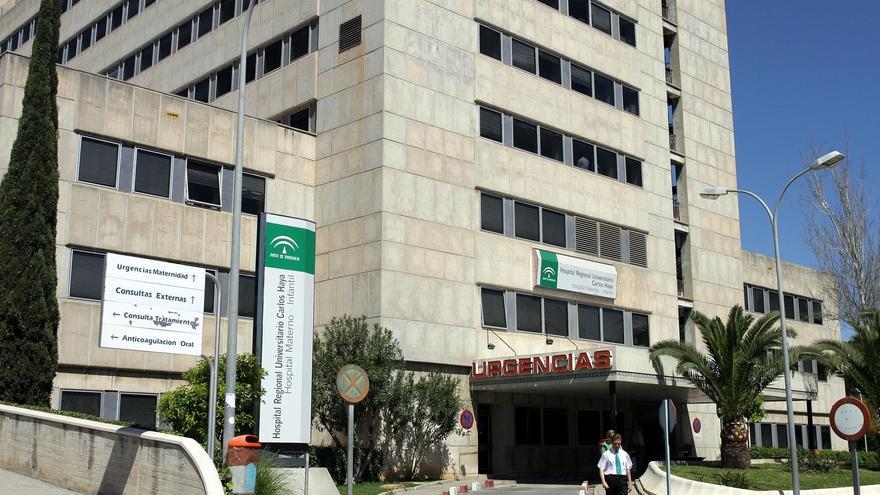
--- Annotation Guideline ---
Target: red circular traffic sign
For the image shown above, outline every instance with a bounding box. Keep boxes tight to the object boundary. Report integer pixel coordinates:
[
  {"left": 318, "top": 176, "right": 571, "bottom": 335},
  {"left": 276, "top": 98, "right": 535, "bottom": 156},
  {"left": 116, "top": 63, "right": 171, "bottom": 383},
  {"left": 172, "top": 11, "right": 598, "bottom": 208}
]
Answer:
[
  {"left": 460, "top": 409, "right": 474, "bottom": 430},
  {"left": 830, "top": 397, "right": 871, "bottom": 441}
]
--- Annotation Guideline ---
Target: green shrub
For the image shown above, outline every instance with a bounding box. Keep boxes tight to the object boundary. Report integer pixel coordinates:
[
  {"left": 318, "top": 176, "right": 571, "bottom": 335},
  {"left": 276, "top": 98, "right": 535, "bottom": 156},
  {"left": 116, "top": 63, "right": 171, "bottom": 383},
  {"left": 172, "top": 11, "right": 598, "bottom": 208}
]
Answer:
[
  {"left": 750, "top": 446, "right": 878, "bottom": 469},
  {"left": 789, "top": 450, "right": 834, "bottom": 473},
  {"left": 255, "top": 457, "right": 288, "bottom": 495},
  {"left": 750, "top": 446, "right": 789, "bottom": 459},
  {"left": 716, "top": 471, "right": 751, "bottom": 489}
]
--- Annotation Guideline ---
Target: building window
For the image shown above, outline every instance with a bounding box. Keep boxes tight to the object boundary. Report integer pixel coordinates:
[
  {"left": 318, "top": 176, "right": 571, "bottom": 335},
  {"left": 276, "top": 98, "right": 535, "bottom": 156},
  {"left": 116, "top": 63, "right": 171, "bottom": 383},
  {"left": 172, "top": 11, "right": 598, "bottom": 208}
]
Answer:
[
  {"left": 578, "top": 304, "right": 600, "bottom": 340},
  {"left": 479, "top": 25, "right": 502, "bottom": 61},
  {"left": 760, "top": 423, "right": 773, "bottom": 447},
  {"left": 594, "top": 73, "right": 615, "bottom": 106},
  {"left": 215, "top": 66, "right": 233, "bottom": 99},
  {"left": 798, "top": 298, "right": 810, "bottom": 322},
  {"left": 479, "top": 107, "right": 503, "bottom": 143},
  {"left": 625, "top": 157, "right": 642, "bottom": 187},
  {"left": 595, "top": 147, "right": 617, "bottom": 179},
  {"left": 544, "top": 298, "right": 569, "bottom": 336},
  {"left": 158, "top": 32, "right": 173, "bottom": 61},
  {"left": 812, "top": 301, "right": 823, "bottom": 324},
  {"left": 133, "top": 149, "right": 172, "bottom": 198},
  {"left": 603, "top": 308, "right": 625, "bottom": 344},
  {"left": 591, "top": 4, "right": 613, "bottom": 35},
  {"left": 219, "top": 0, "right": 236, "bottom": 25},
  {"left": 769, "top": 289, "right": 780, "bottom": 313},
  {"left": 516, "top": 293, "right": 543, "bottom": 333},
  {"left": 241, "top": 173, "right": 266, "bottom": 216},
  {"left": 197, "top": 7, "right": 214, "bottom": 38},
  {"left": 632, "top": 313, "right": 649, "bottom": 347},
  {"left": 622, "top": 86, "right": 639, "bottom": 115},
  {"left": 69, "top": 250, "right": 105, "bottom": 300},
  {"left": 239, "top": 273, "right": 257, "bottom": 318},
  {"left": 515, "top": 407, "right": 541, "bottom": 445},
  {"left": 542, "top": 208, "right": 566, "bottom": 247},
  {"left": 745, "top": 284, "right": 823, "bottom": 325},
  {"left": 573, "top": 139, "right": 595, "bottom": 171},
  {"left": 820, "top": 425, "right": 831, "bottom": 449},
  {"left": 776, "top": 424, "right": 788, "bottom": 448},
  {"left": 119, "top": 393, "right": 158, "bottom": 428},
  {"left": 752, "top": 287, "right": 766, "bottom": 314},
  {"left": 186, "top": 161, "right": 222, "bottom": 207},
  {"left": 263, "top": 38, "right": 284, "bottom": 74},
  {"left": 78, "top": 136, "right": 119, "bottom": 188},
  {"left": 178, "top": 20, "right": 193, "bottom": 50},
  {"left": 60, "top": 390, "right": 101, "bottom": 417},
  {"left": 571, "top": 64, "right": 593, "bottom": 97},
  {"left": 538, "top": 50, "right": 562, "bottom": 84},
  {"left": 537, "top": 0, "right": 559, "bottom": 8},
  {"left": 543, "top": 408, "right": 568, "bottom": 445},
  {"left": 618, "top": 16, "right": 636, "bottom": 46},
  {"left": 512, "top": 39, "right": 536, "bottom": 74},
  {"left": 784, "top": 294, "right": 795, "bottom": 319},
  {"left": 539, "top": 128, "right": 564, "bottom": 163},
  {"left": 569, "top": 0, "right": 590, "bottom": 24},
  {"left": 512, "top": 119, "right": 538, "bottom": 153},
  {"left": 290, "top": 25, "right": 310, "bottom": 61},
  {"left": 204, "top": 269, "right": 217, "bottom": 313},
  {"left": 578, "top": 410, "right": 600, "bottom": 445},
  {"left": 481, "top": 288, "right": 507, "bottom": 328},
  {"left": 480, "top": 193, "right": 504, "bottom": 234},
  {"left": 514, "top": 202, "right": 541, "bottom": 242}
]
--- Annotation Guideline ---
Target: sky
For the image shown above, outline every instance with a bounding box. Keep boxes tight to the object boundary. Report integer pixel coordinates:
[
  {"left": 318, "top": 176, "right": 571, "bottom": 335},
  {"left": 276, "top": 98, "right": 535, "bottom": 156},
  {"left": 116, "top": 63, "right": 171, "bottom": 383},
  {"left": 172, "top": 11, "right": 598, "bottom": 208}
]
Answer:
[{"left": 725, "top": 1, "right": 880, "bottom": 268}]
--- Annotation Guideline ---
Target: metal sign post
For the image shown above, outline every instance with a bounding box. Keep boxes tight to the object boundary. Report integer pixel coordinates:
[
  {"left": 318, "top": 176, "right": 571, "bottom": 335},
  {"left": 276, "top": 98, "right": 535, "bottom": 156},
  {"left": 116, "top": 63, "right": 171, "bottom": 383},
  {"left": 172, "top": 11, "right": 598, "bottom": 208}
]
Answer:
[
  {"left": 830, "top": 397, "right": 872, "bottom": 495},
  {"left": 336, "top": 365, "right": 370, "bottom": 495},
  {"left": 659, "top": 400, "right": 677, "bottom": 495}
]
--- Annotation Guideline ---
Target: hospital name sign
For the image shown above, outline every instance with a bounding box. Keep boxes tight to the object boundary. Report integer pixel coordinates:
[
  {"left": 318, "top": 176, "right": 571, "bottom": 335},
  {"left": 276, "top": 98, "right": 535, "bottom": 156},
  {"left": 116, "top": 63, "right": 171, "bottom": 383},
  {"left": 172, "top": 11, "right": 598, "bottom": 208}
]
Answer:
[{"left": 472, "top": 349, "right": 613, "bottom": 380}]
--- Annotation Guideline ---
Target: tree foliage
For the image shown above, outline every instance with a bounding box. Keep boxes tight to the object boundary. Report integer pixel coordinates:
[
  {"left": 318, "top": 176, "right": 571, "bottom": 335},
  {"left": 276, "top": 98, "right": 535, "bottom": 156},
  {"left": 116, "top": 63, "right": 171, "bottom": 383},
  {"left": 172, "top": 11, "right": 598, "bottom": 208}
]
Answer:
[
  {"left": 158, "top": 353, "right": 265, "bottom": 458},
  {"left": 0, "top": 0, "right": 61, "bottom": 406},
  {"left": 312, "top": 315, "right": 460, "bottom": 481},
  {"left": 650, "top": 305, "right": 815, "bottom": 469}
]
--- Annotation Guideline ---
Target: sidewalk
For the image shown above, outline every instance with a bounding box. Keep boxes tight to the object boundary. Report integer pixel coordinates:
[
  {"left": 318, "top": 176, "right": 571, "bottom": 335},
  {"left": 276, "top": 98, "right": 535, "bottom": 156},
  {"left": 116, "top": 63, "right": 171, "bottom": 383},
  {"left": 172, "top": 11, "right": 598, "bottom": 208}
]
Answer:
[
  {"left": 0, "top": 468, "right": 81, "bottom": 494},
  {"left": 385, "top": 479, "right": 516, "bottom": 495}
]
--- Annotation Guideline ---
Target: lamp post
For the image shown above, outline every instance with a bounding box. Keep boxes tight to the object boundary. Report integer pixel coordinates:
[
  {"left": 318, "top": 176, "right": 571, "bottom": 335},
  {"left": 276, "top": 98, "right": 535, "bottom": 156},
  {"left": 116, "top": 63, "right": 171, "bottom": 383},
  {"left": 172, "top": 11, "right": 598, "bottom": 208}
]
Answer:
[
  {"left": 222, "top": 0, "right": 256, "bottom": 461},
  {"left": 700, "top": 150, "right": 845, "bottom": 495}
]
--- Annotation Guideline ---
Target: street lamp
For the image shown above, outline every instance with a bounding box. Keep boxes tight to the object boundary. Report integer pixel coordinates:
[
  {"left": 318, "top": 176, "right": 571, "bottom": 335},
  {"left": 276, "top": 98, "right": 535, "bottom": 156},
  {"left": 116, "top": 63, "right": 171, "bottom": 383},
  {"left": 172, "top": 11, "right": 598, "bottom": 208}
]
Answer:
[{"left": 700, "top": 150, "right": 844, "bottom": 495}]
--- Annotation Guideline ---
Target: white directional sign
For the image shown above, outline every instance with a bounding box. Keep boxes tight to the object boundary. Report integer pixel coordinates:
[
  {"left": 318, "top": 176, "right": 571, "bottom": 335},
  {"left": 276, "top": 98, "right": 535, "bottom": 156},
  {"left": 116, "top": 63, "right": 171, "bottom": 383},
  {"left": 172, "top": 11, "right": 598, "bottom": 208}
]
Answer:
[{"left": 100, "top": 253, "right": 206, "bottom": 356}]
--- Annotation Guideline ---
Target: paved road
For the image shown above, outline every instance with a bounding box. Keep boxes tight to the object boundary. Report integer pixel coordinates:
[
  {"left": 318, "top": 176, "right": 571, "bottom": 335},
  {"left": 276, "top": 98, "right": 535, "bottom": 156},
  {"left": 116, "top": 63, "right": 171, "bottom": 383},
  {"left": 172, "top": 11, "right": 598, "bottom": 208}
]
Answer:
[
  {"left": 0, "top": 468, "right": 81, "bottom": 494},
  {"left": 397, "top": 481, "right": 583, "bottom": 495}
]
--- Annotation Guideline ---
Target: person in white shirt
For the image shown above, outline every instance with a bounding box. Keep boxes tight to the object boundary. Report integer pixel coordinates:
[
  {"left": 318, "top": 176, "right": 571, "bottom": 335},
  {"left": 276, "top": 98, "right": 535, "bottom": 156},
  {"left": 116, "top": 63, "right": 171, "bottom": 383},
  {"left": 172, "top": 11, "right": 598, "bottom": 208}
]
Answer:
[{"left": 598, "top": 434, "right": 633, "bottom": 495}]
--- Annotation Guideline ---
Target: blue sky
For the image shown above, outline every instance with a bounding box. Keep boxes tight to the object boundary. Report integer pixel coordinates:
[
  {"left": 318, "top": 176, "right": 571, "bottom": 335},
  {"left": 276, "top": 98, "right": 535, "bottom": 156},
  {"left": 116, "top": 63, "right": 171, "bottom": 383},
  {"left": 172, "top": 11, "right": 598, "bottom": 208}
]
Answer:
[{"left": 726, "top": 1, "right": 880, "bottom": 268}]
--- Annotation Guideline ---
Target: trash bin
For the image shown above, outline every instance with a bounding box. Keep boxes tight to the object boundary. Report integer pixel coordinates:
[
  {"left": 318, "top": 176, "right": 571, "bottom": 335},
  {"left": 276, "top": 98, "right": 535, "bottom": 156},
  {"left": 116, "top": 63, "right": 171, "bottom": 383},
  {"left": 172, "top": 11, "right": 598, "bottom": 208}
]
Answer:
[{"left": 227, "top": 434, "right": 260, "bottom": 494}]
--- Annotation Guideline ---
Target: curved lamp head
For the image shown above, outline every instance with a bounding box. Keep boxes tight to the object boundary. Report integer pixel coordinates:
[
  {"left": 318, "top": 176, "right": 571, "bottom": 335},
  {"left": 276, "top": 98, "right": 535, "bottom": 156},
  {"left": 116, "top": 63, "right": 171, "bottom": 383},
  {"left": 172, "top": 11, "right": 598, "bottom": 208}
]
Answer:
[
  {"left": 700, "top": 186, "right": 729, "bottom": 199},
  {"left": 810, "top": 151, "right": 845, "bottom": 170}
]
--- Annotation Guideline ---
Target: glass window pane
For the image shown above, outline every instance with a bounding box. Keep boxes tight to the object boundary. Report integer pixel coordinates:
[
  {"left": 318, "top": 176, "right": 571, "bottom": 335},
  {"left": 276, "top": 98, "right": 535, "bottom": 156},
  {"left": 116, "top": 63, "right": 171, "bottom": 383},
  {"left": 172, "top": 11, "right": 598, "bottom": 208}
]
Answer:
[
  {"left": 596, "top": 147, "right": 617, "bottom": 179},
  {"left": 204, "top": 270, "right": 216, "bottom": 313},
  {"left": 625, "top": 158, "right": 642, "bottom": 186},
  {"left": 241, "top": 174, "right": 266, "bottom": 215},
  {"left": 197, "top": 7, "right": 213, "bottom": 38},
  {"left": 821, "top": 426, "right": 831, "bottom": 450},
  {"left": 760, "top": 423, "right": 773, "bottom": 447},
  {"left": 753, "top": 288, "right": 766, "bottom": 313},
  {"left": 125, "top": 0, "right": 139, "bottom": 20},
  {"left": 542, "top": 209, "right": 566, "bottom": 247},
  {"left": 480, "top": 193, "right": 504, "bottom": 234},
  {"left": 544, "top": 298, "right": 568, "bottom": 336},
  {"left": 619, "top": 17, "right": 636, "bottom": 46},
  {"left": 479, "top": 25, "right": 501, "bottom": 61},
  {"left": 285, "top": 107, "right": 311, "bottom": 131},
  {"left": 578, "top": 305, "right": 600, "bottom": 340},
  {"left": 122, "top": 55, "right": 136, "bottom": 80},
  {"left": 594, "top": 73, "right": 615, "bottom": 106},
  {"left": 572, "top": 139, "right": 595, "bottom": 172},
  {"left": 263, "top": 39, "right": 283, "bottom": 74},
  {"left": 543, "top": 408, "right": 568, "bottom": 445},
  {"left": 139, "top": 44, "right": 153, "bottom": 72},
  {"left": 134, "top": 149, "right": 171, "bottom": 198},
  {"left": 193, "top": 78, "right": 210, "bottom": 102},
  {"left": 571, "top": 64, "right": 593, "bottom": 97},
  {"left": 245, "top": 52, "right": 257, "bottom": 82},
  {"left": 219, "top": 0, "right": 236, "bottom": 25},
  {"left": 569, "top": 0, "right": 590, "bottom": 24},
  {"left": 239, "top": 274, "right": 256, "bottom": 318},
  {"left": 514, "top": 202, "right": 540, "bottom": 241},
  {"left": 215, "top": 65, "right": 233, "bottom": 98},
  {"left": 512, "top": 39, "right": 536, "bottom": 74},
  {"left": 603, "top": 308, "right": 624, "bottom": 343},
  {"left": 119, "top": 394, "right": 157, "bottom": 428},
  {"left": 537, "top": 0, "right": 559, "bottom": 8},
  {"left": 144, "top": 0, "right": 156, "bottom": 7},
  {"left": 158, "top": 32, "right": 173, "bottom": 61},
  {"left": 812, "top": 301, "right": 823, "bottom": 324},
  {"left": 60, "top": 391, "right": 101, "bottom": 417},
  {"left": 798, "top": 298, "right": 810, "bottom": 322},
  {"left": 784, "top": 294, "right": 795, "bottom": 319},
  {"left": 776, "top": 424, "right": 788, "bottom": 448},
  {"left": 515, "top": 407, "right": 541, "bottom": 445},
  {"left": 290, "top": 26, "right": 310, "bottom": 61},
  {"left": 80, "top": 31, "right": 92, "bottom": 52},
  {"left": 177, "top": 21, "right": 193, "bottom": 50},
  {"left": 481, "top": 288, "right": 507, "bottom": 328},
  {"left": 516, "top": 294, "right": 542, "bottom": 333},
  {"left": 186, "top": 161, "right": 221, "bottom": 205},
  {"left": 769, "top": 290, "right": 780, "bottom": 313},
  {"left": 538, "top": 50, "right": 561, "bottom": 84},
  {"left": 111, "top": 5, "right": 124, "bottom": 30},
  {"left": 539, "top": 128, "right": 563, "bottom": 162},
  {"left": 632, "top": 313, "right": 649, "bottom": 347},
  {"left": 65, "top": 38, "right": 78, "bottom": 61},
  {"left": 95, "top": 18, "right": 108, "bottom": 42},
  {"left": 591, "top": 4, "right": 612, "bottom": 35},
  {"left": 512, "top": 119, "right": 538, "bottom": 153},
  {"left": 78, "top": 137, "right": 119, "bottom": 187},
  {"left": 70, "top": 251, "right": 105, "bottom": 300},
  {"left": 479, "top": 107, "right": 503, "bottom": 142},
  {"left": 622, "top": 86, "right": 639, "bottom": 115}
]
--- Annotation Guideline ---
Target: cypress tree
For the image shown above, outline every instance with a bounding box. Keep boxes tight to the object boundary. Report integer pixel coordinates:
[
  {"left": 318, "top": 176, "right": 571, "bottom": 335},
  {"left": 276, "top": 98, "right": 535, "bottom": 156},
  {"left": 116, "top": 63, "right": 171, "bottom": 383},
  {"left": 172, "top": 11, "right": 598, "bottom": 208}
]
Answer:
[{"left": 0, "top": 0, "right": 61, "bottom": 406}]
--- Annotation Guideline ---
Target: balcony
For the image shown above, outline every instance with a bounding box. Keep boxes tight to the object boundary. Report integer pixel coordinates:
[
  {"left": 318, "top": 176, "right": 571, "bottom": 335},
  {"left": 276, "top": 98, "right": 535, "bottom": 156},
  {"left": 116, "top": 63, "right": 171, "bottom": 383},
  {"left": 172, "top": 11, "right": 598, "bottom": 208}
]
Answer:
[
  {"left": 672, "top": 198, "right": 681, "bottom": 221},
  {"left": 677, "top": 276, "right": 686, "bottom": 297},
  {"left": 665, "top": 66, "right": 673, "bottom": 84},
  {"left": 668, "top": 127, "right": 678, "bottom": 151}
]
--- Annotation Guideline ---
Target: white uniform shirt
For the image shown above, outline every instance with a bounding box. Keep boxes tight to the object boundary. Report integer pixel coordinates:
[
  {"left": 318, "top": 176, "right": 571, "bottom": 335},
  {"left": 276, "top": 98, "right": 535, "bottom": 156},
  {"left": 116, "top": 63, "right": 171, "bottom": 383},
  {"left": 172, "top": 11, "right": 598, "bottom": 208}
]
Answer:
[{"left": 597, "top": 447, "right": 633, "bottom": 475}]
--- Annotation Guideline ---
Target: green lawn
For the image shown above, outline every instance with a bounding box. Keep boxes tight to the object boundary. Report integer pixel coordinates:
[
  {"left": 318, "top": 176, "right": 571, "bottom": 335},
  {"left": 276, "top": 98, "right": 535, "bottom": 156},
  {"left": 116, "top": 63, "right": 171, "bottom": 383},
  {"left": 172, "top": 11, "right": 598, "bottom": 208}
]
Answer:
[
  {"left": 663, "top": 463, "right": 880, "bottom": 490},
  {"left": 336, "top": 482, "right": 418, "bottom": 495}
]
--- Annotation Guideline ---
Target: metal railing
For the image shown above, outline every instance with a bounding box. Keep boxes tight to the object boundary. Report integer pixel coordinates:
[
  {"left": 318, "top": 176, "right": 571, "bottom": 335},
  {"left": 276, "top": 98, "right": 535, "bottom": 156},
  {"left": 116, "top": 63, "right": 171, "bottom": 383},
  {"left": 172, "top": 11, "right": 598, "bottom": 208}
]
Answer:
[
  {"left": 672, "top": 199, "right": 681, "bottom": 221},
  {"left": 677, "top": 277, "right": 686, "bottom": 297},
  {"left": 665, "top": 66, "right": 673, "bottom": 84},
  {"left": 669, "top": 131, "right": 678, "bottom": 151}
]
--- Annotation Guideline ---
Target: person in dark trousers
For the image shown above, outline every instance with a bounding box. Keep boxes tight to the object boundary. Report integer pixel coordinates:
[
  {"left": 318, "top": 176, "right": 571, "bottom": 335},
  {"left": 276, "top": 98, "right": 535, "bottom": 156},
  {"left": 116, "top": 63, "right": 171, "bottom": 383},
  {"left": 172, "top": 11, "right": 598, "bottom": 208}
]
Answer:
[{"left": 598, "top": 434, "right": 633, "bottom": 495}]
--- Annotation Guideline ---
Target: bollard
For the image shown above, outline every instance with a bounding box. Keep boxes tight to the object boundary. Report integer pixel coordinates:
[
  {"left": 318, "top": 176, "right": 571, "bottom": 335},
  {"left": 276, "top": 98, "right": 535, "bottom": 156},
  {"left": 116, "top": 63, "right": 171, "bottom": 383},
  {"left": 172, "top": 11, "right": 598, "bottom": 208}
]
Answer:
[
  {"left": 471, "top": 481, "right": 481, "bottom": 491},
  {"left": 459, "top": 485, "right": 470, "bottom": 493},
  {"left": 227, "top": 434, "right": 261, "bottom": 494},
  {"left": 449, "top": 487, "right": 458, "bottom": 495},
  {"left": 484, "top": 480, "right": 495, "bottom": 489}
]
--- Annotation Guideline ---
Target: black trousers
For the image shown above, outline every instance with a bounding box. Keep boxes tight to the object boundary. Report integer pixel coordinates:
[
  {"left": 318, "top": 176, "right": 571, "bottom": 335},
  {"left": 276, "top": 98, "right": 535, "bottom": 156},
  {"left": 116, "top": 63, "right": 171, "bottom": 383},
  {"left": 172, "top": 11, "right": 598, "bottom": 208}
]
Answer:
[{"left": 606, "top": 474, "right": 628, "bottom": 495}]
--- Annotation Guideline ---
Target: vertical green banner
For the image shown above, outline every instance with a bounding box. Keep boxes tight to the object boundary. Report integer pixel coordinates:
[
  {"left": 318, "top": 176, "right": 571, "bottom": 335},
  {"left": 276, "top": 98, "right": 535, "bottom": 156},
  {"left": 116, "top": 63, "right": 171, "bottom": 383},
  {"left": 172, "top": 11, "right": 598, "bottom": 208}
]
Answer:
[{"left": 538, "top": 250, "right": 559, "bottom": 289}]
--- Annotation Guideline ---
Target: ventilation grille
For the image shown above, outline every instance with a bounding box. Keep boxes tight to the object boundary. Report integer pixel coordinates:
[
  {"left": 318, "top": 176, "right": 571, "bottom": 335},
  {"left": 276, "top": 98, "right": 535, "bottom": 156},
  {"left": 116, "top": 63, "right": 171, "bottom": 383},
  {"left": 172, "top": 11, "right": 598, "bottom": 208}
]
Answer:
[
  {"left": 628, "top": 230, "right": 648, "bottom": 267},
  {"left": 575, "top": 217, "right": 598, "bottom": 256},
  {"left": 599, "top": 223, "right": 622, "bottom": 261},
  {"left": 339, "top": 16, "right": 362, "bottom": 53}
]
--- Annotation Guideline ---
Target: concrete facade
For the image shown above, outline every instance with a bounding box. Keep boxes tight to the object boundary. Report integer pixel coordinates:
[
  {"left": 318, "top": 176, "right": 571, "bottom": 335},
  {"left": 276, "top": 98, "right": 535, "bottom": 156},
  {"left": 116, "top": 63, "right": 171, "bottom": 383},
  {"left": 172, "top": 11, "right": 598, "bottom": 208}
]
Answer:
[{"left": 0, "top": 0, "right": 847, "bottom": 480}]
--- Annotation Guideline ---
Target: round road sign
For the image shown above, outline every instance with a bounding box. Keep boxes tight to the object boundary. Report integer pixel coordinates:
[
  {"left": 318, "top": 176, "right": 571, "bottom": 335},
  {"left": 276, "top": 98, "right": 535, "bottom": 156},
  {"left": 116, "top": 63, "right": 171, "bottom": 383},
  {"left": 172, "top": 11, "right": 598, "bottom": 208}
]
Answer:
[
  {"left": 460, "top": 409, "right": 475, "bottom": 430},
  {"left": 336, "top": 364, "right": 370, "bottom": 404},
  {"left": 830, "top": 397, "right": 871, "bottom": 441}
]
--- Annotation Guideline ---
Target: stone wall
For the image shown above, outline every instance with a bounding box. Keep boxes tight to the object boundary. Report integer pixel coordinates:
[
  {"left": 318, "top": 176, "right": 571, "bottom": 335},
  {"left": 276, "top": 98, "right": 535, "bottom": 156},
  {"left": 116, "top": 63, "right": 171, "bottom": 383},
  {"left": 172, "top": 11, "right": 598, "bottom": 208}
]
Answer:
[{"left": 0, "top": 403, "right": 223, "bottom": 495}]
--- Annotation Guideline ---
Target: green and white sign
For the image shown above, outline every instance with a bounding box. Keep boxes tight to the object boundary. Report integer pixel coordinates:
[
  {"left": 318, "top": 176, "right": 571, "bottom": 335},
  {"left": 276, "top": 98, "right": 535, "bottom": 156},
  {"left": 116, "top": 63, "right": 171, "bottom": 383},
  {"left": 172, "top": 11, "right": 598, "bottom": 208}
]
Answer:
[
  {"left": 257, "top": 214, "right": 316, "bottom": 444},
  {"left": 535, "top": 249, "right": 617, "bottom": 299}
]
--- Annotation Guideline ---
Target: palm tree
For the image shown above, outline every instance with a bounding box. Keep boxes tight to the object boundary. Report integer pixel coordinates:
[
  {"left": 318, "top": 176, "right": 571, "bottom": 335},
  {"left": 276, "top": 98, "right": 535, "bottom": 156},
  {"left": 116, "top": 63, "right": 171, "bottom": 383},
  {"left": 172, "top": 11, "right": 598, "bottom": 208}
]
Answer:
[
  {"left": 813, "top": 310, "right": 880, "bottom": 460},
  {"left": 650, "top": 305, "right": 812, "bottom": 469}
]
